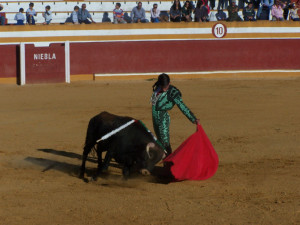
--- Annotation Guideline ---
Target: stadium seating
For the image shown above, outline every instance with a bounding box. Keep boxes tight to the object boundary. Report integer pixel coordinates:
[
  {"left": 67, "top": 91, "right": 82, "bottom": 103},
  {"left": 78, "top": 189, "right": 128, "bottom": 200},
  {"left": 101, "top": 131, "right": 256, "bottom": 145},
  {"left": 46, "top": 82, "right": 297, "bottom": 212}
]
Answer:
[{"left": 1, "top": 0, "right": 274, "bottom": 24}]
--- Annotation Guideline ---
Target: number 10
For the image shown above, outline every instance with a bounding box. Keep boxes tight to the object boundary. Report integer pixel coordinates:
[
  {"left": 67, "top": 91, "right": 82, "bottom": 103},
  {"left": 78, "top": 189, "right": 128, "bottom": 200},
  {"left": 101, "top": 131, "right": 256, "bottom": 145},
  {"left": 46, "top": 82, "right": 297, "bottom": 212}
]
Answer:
[{"left": 216, "top": 27, "right": 224, "bottom": 35}]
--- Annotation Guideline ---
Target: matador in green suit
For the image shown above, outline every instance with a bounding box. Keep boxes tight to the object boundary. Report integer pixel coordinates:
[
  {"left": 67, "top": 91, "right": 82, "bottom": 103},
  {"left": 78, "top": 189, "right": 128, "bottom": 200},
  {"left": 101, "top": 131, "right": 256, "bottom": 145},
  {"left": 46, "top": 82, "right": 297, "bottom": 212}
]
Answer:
[{"left": 151, "top": 74, "right": 198, "bottom": 156}]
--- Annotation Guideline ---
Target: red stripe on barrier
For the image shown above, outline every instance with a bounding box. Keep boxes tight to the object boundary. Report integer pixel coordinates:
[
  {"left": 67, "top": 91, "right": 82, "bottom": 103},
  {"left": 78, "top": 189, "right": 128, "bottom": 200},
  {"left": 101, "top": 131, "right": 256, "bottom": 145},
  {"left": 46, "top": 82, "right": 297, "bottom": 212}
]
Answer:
[
  {"left": 70, "top": 39, "right": 300, "bottom": 75},
  {"left": 0, "top": 45, "right": 19, "bottom": 78}
]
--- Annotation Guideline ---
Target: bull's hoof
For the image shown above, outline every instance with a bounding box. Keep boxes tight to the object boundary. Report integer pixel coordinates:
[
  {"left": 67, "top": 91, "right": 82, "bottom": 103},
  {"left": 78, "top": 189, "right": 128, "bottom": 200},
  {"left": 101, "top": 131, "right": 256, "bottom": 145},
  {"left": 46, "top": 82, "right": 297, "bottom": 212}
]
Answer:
[
  {"left": 90, "top": 176, "right": 98, "bottom": 182},
  {"left": 140, "top": 169, "right": 151, "bottom": 176},
  {"left": 122, "top": 167, "right": 130, "bottom": 178},
  {"left": 100, "top": 167, "right": 108, "bottom": 174}
]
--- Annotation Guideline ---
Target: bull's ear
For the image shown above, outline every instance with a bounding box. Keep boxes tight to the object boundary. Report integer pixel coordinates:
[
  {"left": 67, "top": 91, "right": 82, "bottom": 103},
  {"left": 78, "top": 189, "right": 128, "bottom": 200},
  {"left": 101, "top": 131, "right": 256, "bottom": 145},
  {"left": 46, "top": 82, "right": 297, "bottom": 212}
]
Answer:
[{"left": 146, "top": 142, "right": 155, "bottom": 158}]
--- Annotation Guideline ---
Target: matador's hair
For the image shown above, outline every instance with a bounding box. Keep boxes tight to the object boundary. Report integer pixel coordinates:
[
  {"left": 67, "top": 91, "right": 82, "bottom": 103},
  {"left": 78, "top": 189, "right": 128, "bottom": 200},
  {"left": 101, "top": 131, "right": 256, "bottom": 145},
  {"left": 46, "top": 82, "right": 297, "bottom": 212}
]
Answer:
[{"left": 152, "top": 73, "right": 170, "bottom": 91}]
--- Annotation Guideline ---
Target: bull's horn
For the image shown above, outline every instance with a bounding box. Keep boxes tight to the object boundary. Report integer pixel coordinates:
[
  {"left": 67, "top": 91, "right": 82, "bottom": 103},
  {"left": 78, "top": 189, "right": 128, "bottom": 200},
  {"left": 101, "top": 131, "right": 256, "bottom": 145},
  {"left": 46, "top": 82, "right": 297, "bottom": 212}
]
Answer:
[{"left": 146, "top": 142, "right": 155, "bottom": 158}]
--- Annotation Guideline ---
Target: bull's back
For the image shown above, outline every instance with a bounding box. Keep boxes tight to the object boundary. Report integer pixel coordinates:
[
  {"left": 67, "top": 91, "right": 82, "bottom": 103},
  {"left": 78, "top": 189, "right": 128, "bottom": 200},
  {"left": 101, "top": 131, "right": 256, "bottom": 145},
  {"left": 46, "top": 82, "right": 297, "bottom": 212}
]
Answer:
[{"left": 86, "top": 111, "right": 134, "bottom": 142}]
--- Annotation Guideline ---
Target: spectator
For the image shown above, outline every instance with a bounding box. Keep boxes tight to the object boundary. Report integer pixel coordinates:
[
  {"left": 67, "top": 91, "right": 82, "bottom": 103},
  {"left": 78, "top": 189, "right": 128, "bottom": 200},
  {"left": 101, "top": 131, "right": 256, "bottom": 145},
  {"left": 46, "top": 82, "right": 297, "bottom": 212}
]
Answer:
[
  {"left": 243, "top": 1, "right": 256, "bottom": 20},
  {"left": 78, "top": 4, "right": 96, "bottom": 24},
  {"left": 0, "top": 4, "right": 5, "bottom": 26},
  {"left": 282, "top": 0, "right": 291, "bottom": 20},
  {"left": 282, "top": 0, "right": 290, "bottom": 19},
  {"left": 151, "top": 3, "right": 161, "bottom": 22},
  {"left": 160, "top": 11, "right": 170, "bottom": 22},
  {"left": 170, "top": 0, "right": 182, "bottom": 22},
  {"left": 65, "top": 6, "right": 79, "bottom": 24},
  {"left": 182, "top": 1, "right": 193, "bottom": 21},
  {"left": 216, "top": 9, "right": 227, "bottom": 20},
  {"left": 253, "top": 0, "right": 261, "bottom": 8},
  {"left": 257, "top": 5, "right": 270, "bottom": 19},
  {"left": 72, "top": 6, "right": 79, "bottom": 24},
  {"left": 194, "top": 1, "right": 209, "bottom": 21},
  {"left": 190, "top": 0, "right": 197, "bottom": 10},
  {"left": 227, "top": 0, "right": 243, "bottom": 21},
  {"left": 124, "top": 12, "right": 132, "bottom": 23},
  {"left": 131, "top": 2, "right": 149, "bottom": 23},
  {"left": 257, "top": 0, "right": 274, "bottom": 19},
  {"left": 210, "top": 0, "right": 216, "bottom": 10},
  {"left": 26, "top": 2, "right": 37, "bottom": 25},
  {"left": 14, "top": 8, "right": 25, "bottom": 25},
  {"left": 198, "top": 0, "right": 210, "bottom": 13},
  {"left": 113, "top": 3, "right": 126, "bottom": 24},
  {"left": 218, "top": 0, "right": 230, "bottom": 10},
  {"left": 271, "top": 0, "right": 285, "bottom": 20},
  {"left": 289, "top": 3, "right": 300, "bottom": 20},
  {"left": 42, "top": 5, "right": 52, "bottom": 25},
  {"left": 238, "top": 0, "right": 247, "bottom": 9},
  {"left": 102, "top": 12, "right": 111, "bottom": 23}
]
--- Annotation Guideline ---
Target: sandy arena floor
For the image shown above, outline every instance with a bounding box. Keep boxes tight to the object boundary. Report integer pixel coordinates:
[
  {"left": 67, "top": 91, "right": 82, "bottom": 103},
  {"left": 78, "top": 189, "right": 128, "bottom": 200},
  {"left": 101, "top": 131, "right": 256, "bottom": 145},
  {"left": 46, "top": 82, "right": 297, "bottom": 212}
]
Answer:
[{"left": 0, "top": 78, "right": 299, "bottom": 225}]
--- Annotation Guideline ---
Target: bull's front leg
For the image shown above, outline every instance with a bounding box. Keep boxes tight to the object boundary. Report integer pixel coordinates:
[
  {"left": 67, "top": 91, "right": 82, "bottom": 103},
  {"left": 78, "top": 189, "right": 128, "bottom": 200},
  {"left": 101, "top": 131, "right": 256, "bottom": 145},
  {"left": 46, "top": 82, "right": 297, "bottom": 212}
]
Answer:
[
  {"left": 92, "top": 148, "right": 104, "bottom": 181},
  {"left": 102, "top": 150, "right": 113, "bottom": 172},
  {"left": 92, "top": 150, "right": 112, "bottom": 181},
  {"left": 79, "top": 154, "right": 88, "bottom": 179},
  {"left": 122, "top": 157, "right": 134, "bottom": 179},
  {"left": 122, "top": 166, "right": 130, "bottom": 179}
]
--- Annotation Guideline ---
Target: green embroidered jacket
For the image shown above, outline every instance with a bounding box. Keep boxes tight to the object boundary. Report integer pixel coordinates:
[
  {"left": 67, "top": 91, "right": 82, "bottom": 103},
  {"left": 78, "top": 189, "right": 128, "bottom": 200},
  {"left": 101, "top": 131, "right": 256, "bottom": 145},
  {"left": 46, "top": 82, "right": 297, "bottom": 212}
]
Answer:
[{"left": 152, "top": 85, "right": 196, "bottom": 123}]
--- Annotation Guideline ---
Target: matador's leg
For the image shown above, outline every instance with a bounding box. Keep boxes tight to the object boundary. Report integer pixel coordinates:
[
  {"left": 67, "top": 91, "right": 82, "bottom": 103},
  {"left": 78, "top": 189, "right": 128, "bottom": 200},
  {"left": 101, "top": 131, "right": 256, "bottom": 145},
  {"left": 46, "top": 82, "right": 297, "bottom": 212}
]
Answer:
[{"left": 153, "top": 111, "right": 171, "bottom": 154}]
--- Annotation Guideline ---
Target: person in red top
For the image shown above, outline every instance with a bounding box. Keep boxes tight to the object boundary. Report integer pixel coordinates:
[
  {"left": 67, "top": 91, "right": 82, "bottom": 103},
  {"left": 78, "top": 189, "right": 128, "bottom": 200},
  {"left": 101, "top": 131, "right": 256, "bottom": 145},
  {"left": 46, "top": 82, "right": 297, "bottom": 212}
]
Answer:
[{"left": 197, "top": 0, "right": 210, "bottom": 14}]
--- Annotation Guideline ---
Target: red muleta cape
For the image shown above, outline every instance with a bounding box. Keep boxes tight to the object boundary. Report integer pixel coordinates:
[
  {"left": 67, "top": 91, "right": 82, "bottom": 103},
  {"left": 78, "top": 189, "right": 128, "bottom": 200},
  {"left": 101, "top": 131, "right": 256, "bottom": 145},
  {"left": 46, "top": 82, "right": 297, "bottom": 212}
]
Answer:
[{"left": 163, "top": 124, "right": 219, "bottom": 181}]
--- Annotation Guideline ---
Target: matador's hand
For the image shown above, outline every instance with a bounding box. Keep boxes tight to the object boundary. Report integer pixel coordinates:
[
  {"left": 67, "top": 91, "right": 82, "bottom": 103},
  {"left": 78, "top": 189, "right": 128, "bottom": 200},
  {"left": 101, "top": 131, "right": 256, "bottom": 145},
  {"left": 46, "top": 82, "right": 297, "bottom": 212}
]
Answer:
[{"left": 194, "top": 119, "right": 200, "bottom": 125}]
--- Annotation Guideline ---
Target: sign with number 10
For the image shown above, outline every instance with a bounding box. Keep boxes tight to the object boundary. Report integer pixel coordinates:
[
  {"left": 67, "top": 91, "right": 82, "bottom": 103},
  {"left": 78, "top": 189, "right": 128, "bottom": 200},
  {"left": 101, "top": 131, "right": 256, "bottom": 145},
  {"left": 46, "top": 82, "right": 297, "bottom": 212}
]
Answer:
[{"left": 212, "top": 23, "right": 227, "bottom": 38}]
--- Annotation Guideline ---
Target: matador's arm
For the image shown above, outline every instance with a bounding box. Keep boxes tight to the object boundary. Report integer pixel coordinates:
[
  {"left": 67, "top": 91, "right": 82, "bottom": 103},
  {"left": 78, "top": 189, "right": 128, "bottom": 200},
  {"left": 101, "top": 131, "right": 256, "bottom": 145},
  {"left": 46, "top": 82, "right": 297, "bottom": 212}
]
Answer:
[
  {"left": 173, "top": 96, "right": 197, "bottom": 123},
  {"left": 169, "top": 86, "right": 196, "bottom": 123}
]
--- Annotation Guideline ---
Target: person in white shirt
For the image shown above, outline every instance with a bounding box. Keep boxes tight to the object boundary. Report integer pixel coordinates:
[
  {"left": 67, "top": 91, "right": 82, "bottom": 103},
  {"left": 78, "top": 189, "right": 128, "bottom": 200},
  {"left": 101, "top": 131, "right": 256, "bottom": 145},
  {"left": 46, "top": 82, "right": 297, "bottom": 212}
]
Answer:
[
  {"left": 42, "top": 5, "right": 52, "bottom": 24},
  {"left": 15, "top": 8, "right": 25, "bottom": 25},
  {"left": 290, "top": 3, "right": 300, "bottom": 21},
  {"left": 151, "top": 3, "right": 161, "bottom": 22},
  {"left": 65, "top": 6, "right": 79, "bottom": 24},
  {"left": 71, "top": 6, "right": 79, "bottom": 24},
  {"left": 26, "top": 2, "right": 37, "bottom": 25}
]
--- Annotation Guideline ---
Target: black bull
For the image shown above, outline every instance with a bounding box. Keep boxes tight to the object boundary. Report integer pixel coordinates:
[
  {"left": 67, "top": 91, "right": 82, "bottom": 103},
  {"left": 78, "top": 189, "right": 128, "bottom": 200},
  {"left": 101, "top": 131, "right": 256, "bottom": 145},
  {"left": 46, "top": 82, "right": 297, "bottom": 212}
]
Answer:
[{"left": 79, "top": 112, "right": 165, "bottom": 179}]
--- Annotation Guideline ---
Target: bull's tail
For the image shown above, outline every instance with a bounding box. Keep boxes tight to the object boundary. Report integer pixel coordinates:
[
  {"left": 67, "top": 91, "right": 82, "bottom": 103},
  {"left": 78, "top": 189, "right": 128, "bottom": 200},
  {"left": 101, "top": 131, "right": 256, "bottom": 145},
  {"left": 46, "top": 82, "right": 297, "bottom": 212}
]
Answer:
[{"left": 83, "top": 116, "right": 98, "bottom": 155}]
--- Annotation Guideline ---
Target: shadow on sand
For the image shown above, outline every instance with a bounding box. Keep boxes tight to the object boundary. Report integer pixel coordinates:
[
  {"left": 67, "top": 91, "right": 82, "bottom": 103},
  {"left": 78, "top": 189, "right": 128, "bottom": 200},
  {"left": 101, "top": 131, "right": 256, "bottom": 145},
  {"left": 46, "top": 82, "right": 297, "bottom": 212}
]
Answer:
[
  {"left": 25, "top": 148, "right": 173, "bottom": 184},
  {"left": 25, "top": 156, "right": 82, "bottom": 176},
  {"left": 37, "top": 148, "right": 95, "bottom": 163}
]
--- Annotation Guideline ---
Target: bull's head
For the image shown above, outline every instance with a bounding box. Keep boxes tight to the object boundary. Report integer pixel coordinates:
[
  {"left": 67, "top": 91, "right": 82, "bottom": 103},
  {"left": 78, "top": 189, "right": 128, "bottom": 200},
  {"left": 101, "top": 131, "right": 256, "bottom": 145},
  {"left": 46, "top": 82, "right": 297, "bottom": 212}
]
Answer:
[{"left": 140, "top": 142, "right": 165, "bottom": 175}]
